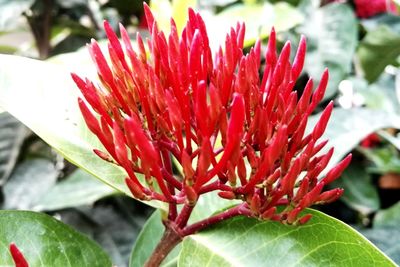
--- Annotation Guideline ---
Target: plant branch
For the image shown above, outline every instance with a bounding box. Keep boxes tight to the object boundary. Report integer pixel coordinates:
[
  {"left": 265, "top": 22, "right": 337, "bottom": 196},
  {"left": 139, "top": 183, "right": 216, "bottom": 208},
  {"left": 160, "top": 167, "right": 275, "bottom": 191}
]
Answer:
[
  {"left": 144, "top": 225, "right": 182, "bottom": 267},
  {"left": 182, "top": 203, "right": 251, "bottom": 236},
  {"left": 175, "top": 203, "right": 195, "bottom": 228}
]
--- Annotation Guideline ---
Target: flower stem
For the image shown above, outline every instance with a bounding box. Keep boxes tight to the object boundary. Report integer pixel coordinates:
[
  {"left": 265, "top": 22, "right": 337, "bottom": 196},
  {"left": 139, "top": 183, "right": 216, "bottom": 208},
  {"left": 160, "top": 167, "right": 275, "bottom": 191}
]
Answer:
[
  {"left": 182, "top": 203, "right": 251, "bottom": 236},
  {"left": 144, "top": 226, "right": 182, "bottom": 267},
  {"left": 175, "top": 203, "right": 194, "bottom": 228}
]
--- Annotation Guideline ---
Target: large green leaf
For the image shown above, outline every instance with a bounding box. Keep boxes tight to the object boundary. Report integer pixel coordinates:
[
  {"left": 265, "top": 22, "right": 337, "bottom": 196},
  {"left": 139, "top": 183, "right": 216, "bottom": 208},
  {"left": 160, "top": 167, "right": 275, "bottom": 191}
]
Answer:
[
  {"left": 33, "top": 169, "right": 118, "bottom": 211},
  {"left": 130, "top": 193, "right": 239, "bottom": 266},
  {"left": 332, "top": 164, "right": 380, "bottom": 214},
  {"left": 358, "top": 25, "right": 400, "bottom": 83},
  {"left": 307, "top": 108, "right": 400, "bottom": 176},
  {"left": 0, "top": 210, "right": 112, "bottom": 266},
  {"left": 0, "top": 54, "right": 165, "bottom": 210},
  {"left": 299, "top": 2, "right": 358, "bottom": 99},
  {"left": 179, "top": 209, "right": 396, "bottom": 266}
]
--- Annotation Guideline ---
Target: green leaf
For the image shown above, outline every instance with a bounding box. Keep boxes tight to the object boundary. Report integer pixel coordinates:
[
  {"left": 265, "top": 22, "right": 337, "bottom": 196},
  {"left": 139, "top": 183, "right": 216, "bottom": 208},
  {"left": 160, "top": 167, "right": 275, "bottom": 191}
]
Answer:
[
  {"left": 299, "top": 2, "right": 358, "bottom": 99},
  {"left": 0, "top": 54, "right": 165, "bottom": 210},
  {"left": 33, "top": 169, "right": 118, "bottom": 211},
  {"left": 179, "top": 209, "right": 396, "bottom": 266},
  {"left": 358, "top": 25, "right": 400, "bottom": 83},
  {"left": 130, "top": 193, "right": 239, "bottom": 266},
  {"left": 307, "top": 108, "right": 400, "bottom": 176},
  {"left": 0, "top": 0, "right": 34, "bottom": 31},
  {"left": 332, "top": 164, "right": 380, "bottom": 214},
  {"left": 208, "top": 2, "right": 303, "bottom": 48},
  {"left": 360, "top": 146, "right": 400, "bottom": 174},
  {"left": 0, "top": 210, "right": 112, "bottom": 266}
]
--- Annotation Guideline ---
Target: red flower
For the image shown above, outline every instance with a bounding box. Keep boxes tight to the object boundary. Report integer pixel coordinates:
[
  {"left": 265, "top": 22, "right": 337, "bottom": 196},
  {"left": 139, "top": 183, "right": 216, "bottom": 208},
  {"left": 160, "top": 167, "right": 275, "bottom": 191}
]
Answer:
[
  {"left": 354, "top": 0, "right": 397, "bottom": 18},
  {"left": 72, "top": 4, "right": 351, "bottom": 226}
]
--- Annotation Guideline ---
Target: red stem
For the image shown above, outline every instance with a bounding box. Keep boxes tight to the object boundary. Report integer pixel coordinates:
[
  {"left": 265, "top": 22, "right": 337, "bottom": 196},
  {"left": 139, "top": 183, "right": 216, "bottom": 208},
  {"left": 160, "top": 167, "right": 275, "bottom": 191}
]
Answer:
[
  {"left": 144, "top": 226, "right": 182, "bottom": 267},
  {"left": 199, "top": 181, "right": 231, "bottom": 194},
  {"left": 175, "top": 203, "right": 194, "bottom": 228},
  {"left": 182, "top": 203, "right": 251, "bottom": 236}
]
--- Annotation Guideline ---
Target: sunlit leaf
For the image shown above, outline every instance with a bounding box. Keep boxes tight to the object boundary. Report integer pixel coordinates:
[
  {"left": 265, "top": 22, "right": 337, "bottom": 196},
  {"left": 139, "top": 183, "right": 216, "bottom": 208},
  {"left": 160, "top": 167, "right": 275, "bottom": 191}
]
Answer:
[
  {"left": 0, "top": 54, "right": 165, "bottom": 210},
  {"left": 179, "top": 210, "right": 396, "bottom": 266}
]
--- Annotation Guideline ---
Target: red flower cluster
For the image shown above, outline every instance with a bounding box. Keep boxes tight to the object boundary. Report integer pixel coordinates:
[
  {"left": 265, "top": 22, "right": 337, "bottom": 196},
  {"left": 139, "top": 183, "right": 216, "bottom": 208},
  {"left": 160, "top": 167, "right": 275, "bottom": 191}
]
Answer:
[{"left": 72, "top": 4, "right": 351, "bottom": 226}]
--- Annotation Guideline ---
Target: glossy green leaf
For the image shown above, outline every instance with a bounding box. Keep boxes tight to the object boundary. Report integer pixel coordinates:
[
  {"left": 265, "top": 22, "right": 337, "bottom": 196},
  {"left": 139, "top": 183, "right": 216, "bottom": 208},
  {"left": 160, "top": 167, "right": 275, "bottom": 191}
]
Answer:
[
  {"left": 0, "top": 210, "right": 112, "bottom": 266},
  {"left": 179, "top": 209, "right": 396, "bottom": 266},
  {"left": 358, "top": 25, "right": 400, "bottom": 83},
  {"left": 0, "top": 54, "right": 165, "bottom": 210},
  {"left": 299, "top": 2, "right": 357, "bottom": 99},
  {"left": 307, "top": 108, "right": 400, "bottom": 176},
  {"left": 33, "top": 169, "right": 118, "bottom": 211},
  {"left": 207, "top": 2, "right": 303, "bottom": 48},
  {"left": 130, "top": 193, "right": 239, "bottom": 266},
  {"left": 332, "top": 164, "right": 380, "bottom": 214}
]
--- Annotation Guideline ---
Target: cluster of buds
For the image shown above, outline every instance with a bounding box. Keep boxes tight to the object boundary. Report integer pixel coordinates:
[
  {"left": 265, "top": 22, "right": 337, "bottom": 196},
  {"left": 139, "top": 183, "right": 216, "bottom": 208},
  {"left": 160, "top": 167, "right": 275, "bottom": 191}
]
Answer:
[{"left": 72, "top": 4, "right": 351, "bottom": 228}]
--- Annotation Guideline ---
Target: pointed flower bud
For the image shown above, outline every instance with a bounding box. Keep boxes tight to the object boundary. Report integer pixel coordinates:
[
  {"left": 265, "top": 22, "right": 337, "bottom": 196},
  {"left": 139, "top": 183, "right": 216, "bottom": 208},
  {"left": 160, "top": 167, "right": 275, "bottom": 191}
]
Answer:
[{"left": 9, "top": 243, "right": 29, "bottom": 267}]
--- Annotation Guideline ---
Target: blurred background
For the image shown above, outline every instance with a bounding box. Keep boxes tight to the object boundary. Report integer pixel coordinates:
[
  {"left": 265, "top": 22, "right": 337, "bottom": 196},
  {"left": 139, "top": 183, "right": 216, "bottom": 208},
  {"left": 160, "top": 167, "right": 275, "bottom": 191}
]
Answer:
[{"left": 1, "top": 0, "right": 400, "bottom": 266}]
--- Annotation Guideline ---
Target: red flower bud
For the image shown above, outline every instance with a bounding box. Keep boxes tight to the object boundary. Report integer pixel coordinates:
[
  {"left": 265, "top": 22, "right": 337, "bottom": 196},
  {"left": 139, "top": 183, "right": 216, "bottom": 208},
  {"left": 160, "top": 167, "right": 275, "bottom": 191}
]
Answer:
[
  {"left": 218, "top": 191, "right": 236, "bottom": 200},
  {"left": 323, "top": 154, "right": 352, "bottom": 184},
  {"left": 317, "top": 188, "right": 344, "bottom": 204},
  {"left": 9, "top": 243, "right": 29, "bottom": 267}
]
